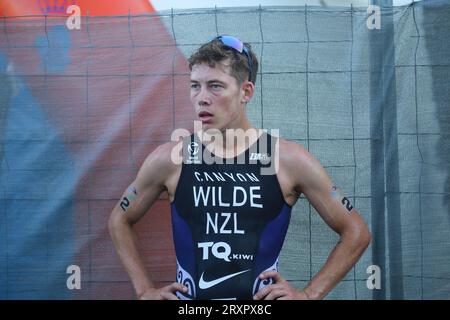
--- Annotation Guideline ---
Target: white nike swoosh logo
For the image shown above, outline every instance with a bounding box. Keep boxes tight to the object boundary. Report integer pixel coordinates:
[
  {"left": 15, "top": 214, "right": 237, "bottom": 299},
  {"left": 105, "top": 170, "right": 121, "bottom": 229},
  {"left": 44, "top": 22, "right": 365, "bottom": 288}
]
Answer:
[{"left": 199, "top": 269, "right": 251, "bottom": 290}]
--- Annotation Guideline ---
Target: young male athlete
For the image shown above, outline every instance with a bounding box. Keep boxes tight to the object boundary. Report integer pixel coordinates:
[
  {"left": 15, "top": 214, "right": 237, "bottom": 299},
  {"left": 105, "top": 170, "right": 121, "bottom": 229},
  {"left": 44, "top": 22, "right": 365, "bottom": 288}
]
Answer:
[{"left": 109, "top": 35, "right": 371, "bottom": 300}]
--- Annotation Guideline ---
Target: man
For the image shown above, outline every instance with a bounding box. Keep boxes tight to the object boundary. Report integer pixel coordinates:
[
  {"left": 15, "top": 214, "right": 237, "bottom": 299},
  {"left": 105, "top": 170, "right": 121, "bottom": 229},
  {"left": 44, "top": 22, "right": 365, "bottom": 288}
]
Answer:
[{"left": 109, "top": 35, "right": 371, "bottom": 300}]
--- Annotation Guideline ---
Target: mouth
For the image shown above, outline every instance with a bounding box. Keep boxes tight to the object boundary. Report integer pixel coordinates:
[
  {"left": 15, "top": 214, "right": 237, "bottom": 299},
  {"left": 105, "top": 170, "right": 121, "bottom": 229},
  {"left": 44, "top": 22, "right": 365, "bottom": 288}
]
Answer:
[{"left": 198, "top": 111, "right": 214, "bottom": 123}]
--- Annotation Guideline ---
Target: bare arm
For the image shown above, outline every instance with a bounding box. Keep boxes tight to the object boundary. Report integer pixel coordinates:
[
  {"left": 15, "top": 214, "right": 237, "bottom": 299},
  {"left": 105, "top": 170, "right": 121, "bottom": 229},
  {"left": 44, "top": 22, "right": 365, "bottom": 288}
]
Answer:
[
  {"left": 108, "top": 142, "right": 187, "bottom": 299},
  {"left": 295, "top": 145, "right": 371, "bottom": 299},
  {"left": 255, "top": 141, "right": 371, "bottom": 300}
]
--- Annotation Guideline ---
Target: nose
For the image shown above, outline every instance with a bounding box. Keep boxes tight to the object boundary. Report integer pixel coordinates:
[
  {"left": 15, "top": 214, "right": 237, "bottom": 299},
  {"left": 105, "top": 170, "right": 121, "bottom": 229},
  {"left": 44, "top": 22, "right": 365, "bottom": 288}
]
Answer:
[{"left": 197, "top": 87, "right": 211, "bottom": 107}]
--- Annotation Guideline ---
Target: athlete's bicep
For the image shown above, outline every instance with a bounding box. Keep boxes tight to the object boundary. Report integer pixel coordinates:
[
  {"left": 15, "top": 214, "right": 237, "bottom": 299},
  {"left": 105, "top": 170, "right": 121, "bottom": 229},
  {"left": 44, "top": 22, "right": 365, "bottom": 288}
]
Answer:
[
  {"left": 115, "top": 179, "right": 162, "bottom": 225},
  {"left": 296, "top": 150, "right": 363, "bottom": 235},
  {"left": 113, "top": 145, "right": 170, "bottom": 225}
]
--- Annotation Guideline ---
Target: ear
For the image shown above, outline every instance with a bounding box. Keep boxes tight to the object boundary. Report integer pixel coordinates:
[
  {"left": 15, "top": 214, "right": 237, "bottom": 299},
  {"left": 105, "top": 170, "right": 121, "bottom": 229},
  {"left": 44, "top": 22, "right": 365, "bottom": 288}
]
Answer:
[{"left": 241, "top": 81, "right": 255, "bottom": 104}]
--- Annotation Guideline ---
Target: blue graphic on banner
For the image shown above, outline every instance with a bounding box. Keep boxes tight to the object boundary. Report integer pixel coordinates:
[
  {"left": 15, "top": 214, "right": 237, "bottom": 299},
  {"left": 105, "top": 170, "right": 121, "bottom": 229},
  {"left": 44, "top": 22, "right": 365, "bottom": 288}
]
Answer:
[
  {"left": 35, "top": 25, "right": 72, "bottom": 74},
  {"left": 0, "top": 53, "right": 76, "bottom": 299}
]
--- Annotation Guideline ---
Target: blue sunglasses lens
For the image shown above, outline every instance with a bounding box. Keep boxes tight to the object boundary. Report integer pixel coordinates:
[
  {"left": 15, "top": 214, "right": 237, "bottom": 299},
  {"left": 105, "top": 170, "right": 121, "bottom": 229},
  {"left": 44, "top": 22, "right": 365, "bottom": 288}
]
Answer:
[
  {"left": 213, "top": 35, "right": 253, "bottom": 82},
  {"left": 217, "top": 35, "right": 244, "bottom": 53}
]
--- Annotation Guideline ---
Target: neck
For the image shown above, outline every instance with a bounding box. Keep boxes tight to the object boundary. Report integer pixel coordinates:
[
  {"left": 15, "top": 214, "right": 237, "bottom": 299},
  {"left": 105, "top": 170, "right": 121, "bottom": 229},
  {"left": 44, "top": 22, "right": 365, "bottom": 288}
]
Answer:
[{"left": 202, "top": 120, "right": 261, "bottom": 158}]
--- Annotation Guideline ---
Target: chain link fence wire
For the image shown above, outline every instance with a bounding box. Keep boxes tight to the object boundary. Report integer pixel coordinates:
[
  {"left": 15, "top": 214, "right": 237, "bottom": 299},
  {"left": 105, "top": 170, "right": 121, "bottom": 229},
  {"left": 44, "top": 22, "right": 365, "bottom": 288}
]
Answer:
[{"left": 0, "top": 1, "right": 449, "bottom": 299}]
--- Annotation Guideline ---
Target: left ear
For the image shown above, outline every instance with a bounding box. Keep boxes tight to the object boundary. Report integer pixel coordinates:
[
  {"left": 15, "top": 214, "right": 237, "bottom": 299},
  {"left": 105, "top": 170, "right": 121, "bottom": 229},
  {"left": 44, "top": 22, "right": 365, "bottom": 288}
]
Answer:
[{"left": 241, "top": 81, "right": 255, "bottom": 103}]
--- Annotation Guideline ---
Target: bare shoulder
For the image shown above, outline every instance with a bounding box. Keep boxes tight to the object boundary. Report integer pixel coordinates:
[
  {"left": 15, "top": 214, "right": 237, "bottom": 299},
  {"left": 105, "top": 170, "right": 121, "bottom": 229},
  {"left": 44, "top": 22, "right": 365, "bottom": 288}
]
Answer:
[
  {"left": 138, "top": 140, "right": 183, "bottom": 185},
  {"left": 147, "top": 140, "right": 181, "bottom": 162},
  {"left": 276, "top": 137, "right": 327, "bottom": 196},
  {"left": 277, "top": 138, "right": 315, "bottom": 170}
]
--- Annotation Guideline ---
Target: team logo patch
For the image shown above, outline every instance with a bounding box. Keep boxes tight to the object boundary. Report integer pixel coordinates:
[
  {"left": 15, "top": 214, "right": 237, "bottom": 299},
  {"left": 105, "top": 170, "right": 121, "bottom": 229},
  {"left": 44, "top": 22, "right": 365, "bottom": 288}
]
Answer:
[
  {"left": 199, "top": 269, "right": 251, "bottom": 289},
  {"left": 185, "top": 141, "right": 201, "bottom": 164},
  {"left": 250, "top": 153, "right": 271, "bottom": 161},
  {"left": 188, "top": 141, "right": 200, "bottom": 156}
]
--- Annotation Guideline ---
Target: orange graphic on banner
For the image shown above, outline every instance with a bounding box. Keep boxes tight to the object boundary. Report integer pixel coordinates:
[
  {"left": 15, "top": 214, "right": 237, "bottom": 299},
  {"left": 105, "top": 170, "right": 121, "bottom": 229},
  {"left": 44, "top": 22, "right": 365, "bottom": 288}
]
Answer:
[{"left": 0, "top": 0, "right": 155, "bottom": 17}]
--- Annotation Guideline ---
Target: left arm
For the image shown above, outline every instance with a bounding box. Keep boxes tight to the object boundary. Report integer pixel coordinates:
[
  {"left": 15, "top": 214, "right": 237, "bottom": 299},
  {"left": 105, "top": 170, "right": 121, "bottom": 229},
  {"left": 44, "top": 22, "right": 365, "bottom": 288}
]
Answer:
[{"left": 254, "top": 141, "right": 371, "bottom": 300}]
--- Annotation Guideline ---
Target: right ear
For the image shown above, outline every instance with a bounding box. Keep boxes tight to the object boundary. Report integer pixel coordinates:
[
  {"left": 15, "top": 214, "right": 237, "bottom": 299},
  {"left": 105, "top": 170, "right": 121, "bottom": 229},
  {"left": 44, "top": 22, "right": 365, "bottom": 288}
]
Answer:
[{"left": 241, "top": 81, "right": 255, "bottom": 103}]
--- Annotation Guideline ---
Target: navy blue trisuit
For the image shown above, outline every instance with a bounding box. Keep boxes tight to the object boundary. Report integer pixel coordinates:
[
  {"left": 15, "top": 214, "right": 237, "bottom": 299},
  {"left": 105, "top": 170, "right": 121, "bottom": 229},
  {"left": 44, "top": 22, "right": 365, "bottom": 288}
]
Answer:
[{"left": 171, "top": 131, "right": 292, "bottom": 300}]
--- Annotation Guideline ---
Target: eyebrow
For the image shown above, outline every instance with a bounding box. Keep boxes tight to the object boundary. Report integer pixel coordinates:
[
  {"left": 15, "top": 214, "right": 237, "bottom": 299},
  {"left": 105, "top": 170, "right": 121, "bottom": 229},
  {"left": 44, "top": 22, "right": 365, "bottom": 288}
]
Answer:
[{"left": 190, "top": 79, "right": 227, "bottom": 85}]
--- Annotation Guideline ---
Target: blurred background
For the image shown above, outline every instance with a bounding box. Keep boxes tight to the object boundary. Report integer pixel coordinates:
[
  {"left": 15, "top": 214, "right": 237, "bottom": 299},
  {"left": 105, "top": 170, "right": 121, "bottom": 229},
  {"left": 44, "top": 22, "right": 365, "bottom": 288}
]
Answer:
[{"left": 0, "top": 0, "right": 449, "bottom": 299}]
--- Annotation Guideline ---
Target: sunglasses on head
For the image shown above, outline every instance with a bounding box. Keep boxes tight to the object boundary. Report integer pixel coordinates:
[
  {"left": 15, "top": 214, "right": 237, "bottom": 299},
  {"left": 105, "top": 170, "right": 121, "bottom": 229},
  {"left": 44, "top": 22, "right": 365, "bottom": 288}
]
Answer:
[{"left": 212, "top": 35, "right": 254, "bottom": 83}]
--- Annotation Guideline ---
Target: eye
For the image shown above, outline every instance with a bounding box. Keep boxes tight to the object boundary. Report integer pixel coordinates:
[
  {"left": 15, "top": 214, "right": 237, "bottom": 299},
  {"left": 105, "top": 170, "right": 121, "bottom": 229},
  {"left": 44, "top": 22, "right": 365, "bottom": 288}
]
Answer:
[
  {"left": 210, "top": 83, "right": 223, "bottom": 90},
  {"left": 190, "top": 83, "right": 200, "bottom": 90}
]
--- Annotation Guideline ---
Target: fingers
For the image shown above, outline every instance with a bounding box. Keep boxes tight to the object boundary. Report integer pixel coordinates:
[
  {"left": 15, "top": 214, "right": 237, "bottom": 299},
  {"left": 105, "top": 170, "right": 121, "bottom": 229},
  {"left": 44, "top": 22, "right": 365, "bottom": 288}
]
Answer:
[
  {"left": 168, "top": 282, "right": 188, "bottom": 294},
  {"left": 160, "top": 291, "right": 180, "bottom": 300},
  {"left": 158, "top": 282, "right": 188, "bottom": 300},
  {"left": 258, "top": 270, "right": 283, "bottom": 283},
  {"left": 253, "top": 284, "right": 281, "bottom": 300},
  {"left": 264, "top": 288, "right": 286, "bottom": 300},
  {"left": 253, "top": 272, "right": 291, "bottom": 300},
  {"left": 253, "top": 272, "right": 285, "bottom": 300}
]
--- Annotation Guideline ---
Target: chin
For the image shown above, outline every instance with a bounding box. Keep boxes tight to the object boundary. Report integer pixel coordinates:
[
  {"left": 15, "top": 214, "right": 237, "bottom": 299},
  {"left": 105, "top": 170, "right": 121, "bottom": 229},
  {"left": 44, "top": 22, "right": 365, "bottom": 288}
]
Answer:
[{"left": 202, "top": 123, "right": 224, "bottom": 134}]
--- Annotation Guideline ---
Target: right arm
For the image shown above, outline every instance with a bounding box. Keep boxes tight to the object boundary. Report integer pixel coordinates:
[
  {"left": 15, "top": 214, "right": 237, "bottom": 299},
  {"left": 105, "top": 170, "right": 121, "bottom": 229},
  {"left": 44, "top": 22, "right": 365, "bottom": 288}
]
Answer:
[{"left": 108, "top": 142, "right": 187, "bottom": 299}]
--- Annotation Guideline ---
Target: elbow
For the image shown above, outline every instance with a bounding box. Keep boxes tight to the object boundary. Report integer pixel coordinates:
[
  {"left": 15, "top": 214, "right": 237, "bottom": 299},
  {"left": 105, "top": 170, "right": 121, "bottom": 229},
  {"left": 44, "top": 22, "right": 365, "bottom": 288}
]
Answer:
[
  {"left": 361, "top": 228, "right": 371, "bottom": 250},
  {"left": 342, "top": 223, "right": 371, "bottom": 252},
  {"left": 355, "top": 225, "right": 371, "bottom": 252},
  {"left": 108, "top": 213, "right": 115, "bottom": 235},
  {"left": 108, "top": 209, "right": 128, "bottom": 238},
  {"left": 108, "top": 212, "right": 117, "bottom": 239}
]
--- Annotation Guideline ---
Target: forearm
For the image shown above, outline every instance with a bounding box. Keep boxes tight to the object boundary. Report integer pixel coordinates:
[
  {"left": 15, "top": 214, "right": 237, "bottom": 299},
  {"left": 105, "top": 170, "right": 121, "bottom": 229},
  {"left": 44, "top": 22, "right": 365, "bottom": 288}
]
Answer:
[
  {"left": 303, "top": 231, "right": 370, "bottom": 300},
  {"left": 109, "top": 212, "right": 154, "bottom": 297}
]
